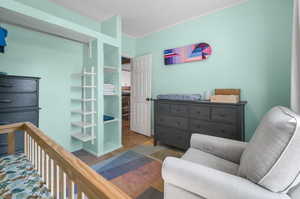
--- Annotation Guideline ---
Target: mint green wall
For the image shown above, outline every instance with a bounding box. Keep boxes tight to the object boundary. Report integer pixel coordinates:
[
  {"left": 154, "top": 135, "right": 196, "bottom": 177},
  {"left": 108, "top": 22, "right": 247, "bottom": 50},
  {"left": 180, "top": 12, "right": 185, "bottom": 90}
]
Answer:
[
  {"left": 136, "top": 0, "right": 293, "bottom": 140},
  {"left": 122, "top": 35, "right": 136, "bottom": 57},
  {"left": 0, "top": 24, "right": 83, "bottom": 151}
]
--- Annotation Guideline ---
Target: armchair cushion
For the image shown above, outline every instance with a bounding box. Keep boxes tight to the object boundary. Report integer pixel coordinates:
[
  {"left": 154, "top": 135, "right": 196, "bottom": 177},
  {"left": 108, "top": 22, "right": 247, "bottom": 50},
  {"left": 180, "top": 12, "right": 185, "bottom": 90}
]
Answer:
[
  {"left": 190, "top": 134, "right": 247, "bottom": 164},
  {"left": 162, "top": 157, "right": 289, "bottom": 199},
  {"left": 239, "top": 106, "right": 300, "bottom": 193},
  {"left": 182, "top": 148, "right": 239, "bottom": 175}
]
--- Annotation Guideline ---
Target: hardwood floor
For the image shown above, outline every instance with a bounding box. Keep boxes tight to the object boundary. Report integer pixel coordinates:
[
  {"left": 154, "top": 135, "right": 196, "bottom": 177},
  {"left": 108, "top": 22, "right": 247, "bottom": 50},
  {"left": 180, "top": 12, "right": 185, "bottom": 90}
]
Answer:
[{"left": 73, "top": 120, "right": 153, "bottom": 166}]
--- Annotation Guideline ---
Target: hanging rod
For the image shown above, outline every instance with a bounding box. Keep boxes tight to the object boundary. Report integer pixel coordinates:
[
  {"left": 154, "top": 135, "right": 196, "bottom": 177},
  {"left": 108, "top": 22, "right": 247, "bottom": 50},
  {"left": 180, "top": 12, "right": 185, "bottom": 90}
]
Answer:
[{"left": 0, "top": 20, "right": 91, "bottom": 45}]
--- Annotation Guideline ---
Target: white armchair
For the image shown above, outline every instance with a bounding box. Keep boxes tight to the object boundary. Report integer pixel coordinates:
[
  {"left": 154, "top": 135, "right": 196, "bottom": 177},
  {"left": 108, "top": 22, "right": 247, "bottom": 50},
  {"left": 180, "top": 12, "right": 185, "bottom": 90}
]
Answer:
[{"left": 162, "top": 106, "right": 300, "bottom": 199}]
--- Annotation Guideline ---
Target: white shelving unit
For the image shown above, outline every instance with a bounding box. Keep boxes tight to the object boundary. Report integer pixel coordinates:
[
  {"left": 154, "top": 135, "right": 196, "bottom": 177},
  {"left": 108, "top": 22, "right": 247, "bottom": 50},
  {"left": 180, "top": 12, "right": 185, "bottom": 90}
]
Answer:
[
  {"left": 104, "top": 119, "right": 118, "bottom": 125},
  {"left": 71, "top": 67, "right": 97, "bottom": 143},
  {"left": 71, "top": 110, "right": 96, "bottom": 115},
  {"left": 72, "top": 86, "right": 96, "bottom": 89},
  {"left": 104, "top": 66, "right": 118, "bottom": 72},
  {"left": 71, "top": 98, "right": 96, "bottom": 102},
  {"left": 104, "top": 93, "right": 118, "bottom": 96}
]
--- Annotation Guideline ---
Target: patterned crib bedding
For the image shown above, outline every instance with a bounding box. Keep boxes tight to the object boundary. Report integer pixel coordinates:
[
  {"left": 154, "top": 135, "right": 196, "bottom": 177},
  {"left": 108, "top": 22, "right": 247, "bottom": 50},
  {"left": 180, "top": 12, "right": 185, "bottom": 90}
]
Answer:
[{"left": 0, "top": 153, "right": 52, "bottom": 199}]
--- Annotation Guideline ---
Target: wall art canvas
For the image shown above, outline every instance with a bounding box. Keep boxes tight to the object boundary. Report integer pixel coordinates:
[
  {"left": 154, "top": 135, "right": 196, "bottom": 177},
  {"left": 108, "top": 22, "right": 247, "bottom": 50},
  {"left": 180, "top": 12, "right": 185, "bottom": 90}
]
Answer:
[{"left": 164, "top": 43, "right": 212, "bottom": 65}]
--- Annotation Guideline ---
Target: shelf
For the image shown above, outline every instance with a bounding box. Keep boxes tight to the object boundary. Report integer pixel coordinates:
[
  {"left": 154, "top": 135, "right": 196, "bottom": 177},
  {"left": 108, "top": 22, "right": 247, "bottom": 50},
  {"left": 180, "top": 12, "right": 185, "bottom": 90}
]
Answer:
[
  {"left": 71, "top": 98, "right": 96, "bottom": 102},
  {"left": 71, "top": 110, "right": 96, "bottom": 115},
  {"left": 104, "top": 93, "right": 118, "bottom": 96},
  {"left": 71, "top": 122, "right": 96, "bottom": 128},
  {"left": 104, "top": 66, "right": 118, "bottom": 72},
  {"left": 72, "top": 86, "right": 96, "bottom": 89},
  {"left": 104, "top": 119, "right": 119, "bottom": 124},
  {"left": 71, "top": 132, "right": 95, "bottom": 142},
  {"left": 72, "top": 72, "right": 96, "bottom": 76}
]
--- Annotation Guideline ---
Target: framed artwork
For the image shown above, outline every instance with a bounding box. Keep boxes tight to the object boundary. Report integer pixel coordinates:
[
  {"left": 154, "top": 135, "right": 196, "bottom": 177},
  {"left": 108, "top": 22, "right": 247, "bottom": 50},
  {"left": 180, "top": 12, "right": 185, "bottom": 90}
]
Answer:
[{"left": 164, "top": 42, "right": 212, "bottom": 65}]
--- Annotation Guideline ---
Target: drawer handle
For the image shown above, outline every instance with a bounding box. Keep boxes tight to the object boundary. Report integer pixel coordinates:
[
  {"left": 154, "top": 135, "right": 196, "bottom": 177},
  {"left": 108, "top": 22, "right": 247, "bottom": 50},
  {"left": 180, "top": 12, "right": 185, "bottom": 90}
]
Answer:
[
  {"left": 176, "top": 121, "right": 181, "bottom": 126},
  {"left": 0, "top": 99, "right": 12, "bottom": 103},
  {"left": 220, "top": 129, "right": 226, "bottom": 133},
  {"left": 220, "top": 114, "right": 226, "bottom": 118},
  {"left": 0, "top": 121, "right": 10, "bottom": 125},
  {"left": 197, "top": 111, "right": 201, "bottom": 114},
  {"left": 0, "top": 84, "right": 13, "bottom": 88}
]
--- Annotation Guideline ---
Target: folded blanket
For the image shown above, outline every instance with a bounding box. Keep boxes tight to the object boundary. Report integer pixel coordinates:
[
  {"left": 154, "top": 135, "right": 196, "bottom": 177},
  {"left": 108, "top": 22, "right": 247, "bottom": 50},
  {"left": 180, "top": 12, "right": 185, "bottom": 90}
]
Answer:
[
  {"left": 157, "top": 94, "right": 202, "bottom": 101},
  {"left": 104, "top": 115, "right": 115, "bottom": 121}
]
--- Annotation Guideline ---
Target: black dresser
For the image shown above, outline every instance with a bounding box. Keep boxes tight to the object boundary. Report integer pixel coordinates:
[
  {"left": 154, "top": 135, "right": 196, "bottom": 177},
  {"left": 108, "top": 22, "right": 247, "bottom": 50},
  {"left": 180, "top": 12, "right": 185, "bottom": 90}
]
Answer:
[
  {"left": 0, "top": 75, "right": 40, "bottom": 155},
  {"left": 154, "top": 99, "right": 247, "bottom": 150}
]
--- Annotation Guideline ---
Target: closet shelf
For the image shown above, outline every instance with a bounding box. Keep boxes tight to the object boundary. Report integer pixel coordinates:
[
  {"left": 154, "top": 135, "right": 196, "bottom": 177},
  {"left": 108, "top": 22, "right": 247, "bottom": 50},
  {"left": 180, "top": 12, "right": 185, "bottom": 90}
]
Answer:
[
  {"left": 71, "top": 122, "right": 96, "bottom": 128},
  {"left": 71, "top": 98, "right": 96, "bottom": 102},
  {"left": 71, "top": 132, "right": 96, "bottom": 142},
  {"left": 104, "top": 93, "right": 118, "bottom": 96},
  {"left": 72, "top": 86, "right": 96, "bottom": 89},
  {"left": 104, "top": 66, "right": 118, "bottom": 72},
  {"left": 104, "top": 119, "right": 119, "bottom": 124},
  {"left": 71, "top": 110, "right": 96, "bottom": 115},
  {"left": 72, "top": 72, "right": 96, "bottom": 76}
]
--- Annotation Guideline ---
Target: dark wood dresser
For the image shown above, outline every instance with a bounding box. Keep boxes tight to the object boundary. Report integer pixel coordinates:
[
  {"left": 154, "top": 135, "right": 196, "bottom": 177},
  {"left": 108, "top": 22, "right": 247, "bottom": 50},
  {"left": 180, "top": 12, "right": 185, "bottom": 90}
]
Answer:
[
  {"left": 154, "top": 99, "right": 247, "bottom": 150},
  {"left": 0, "top": 75, "right": 40, "bottom": 155}
]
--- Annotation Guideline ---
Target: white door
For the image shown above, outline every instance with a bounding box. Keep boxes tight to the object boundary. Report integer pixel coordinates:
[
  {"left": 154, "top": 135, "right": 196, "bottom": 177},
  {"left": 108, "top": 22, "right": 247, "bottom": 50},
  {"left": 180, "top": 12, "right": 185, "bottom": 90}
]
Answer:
[{"left": 130, "top": 54, "right": 152, "bottom": 136}]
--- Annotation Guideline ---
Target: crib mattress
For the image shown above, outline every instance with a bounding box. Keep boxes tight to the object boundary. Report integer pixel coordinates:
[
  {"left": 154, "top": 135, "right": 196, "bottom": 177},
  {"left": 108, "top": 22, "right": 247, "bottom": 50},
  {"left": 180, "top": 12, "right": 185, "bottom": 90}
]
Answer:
[{"left": 0, "top": 153, "right": 52, "bottom": 199}]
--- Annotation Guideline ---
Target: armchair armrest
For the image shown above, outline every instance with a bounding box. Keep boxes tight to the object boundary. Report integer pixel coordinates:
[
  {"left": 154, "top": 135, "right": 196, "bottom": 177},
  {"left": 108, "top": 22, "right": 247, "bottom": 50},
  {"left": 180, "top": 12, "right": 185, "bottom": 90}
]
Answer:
[
  {"left": 162, "top": 157, "right": 289, "bottom": 199},
  {"left": 191, "top": 134, "right": 247, "bottom": 164}
]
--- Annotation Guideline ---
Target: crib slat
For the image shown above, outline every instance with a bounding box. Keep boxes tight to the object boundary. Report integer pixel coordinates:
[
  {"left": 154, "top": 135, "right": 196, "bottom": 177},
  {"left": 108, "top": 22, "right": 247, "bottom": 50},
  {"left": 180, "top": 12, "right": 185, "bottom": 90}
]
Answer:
[
  {"left": 26, "top": 133, "right": 29, "bottom": 157},
  {"left": 59, "top": 167, "right": 64, "bottom": 199},
  {"left": 53, "top": 161, "right": 58, "bottom": 198},
  {"left": 32, "top": 139, "right": 35, "bottom": 165},
  {"left": 77, "top": 187, "right": 83, "bottom": 199},
  {"left": 7, "top": 132, "right": 15, "bottom": 154},
  {"left": 24, "top": 132, "right": 27, "bottom": 155},
  {"left": 44, "top": 151, "right": 47, "bottom": 183},
  {"left": 66, "top": 177, "right": 74, "bottom": 199},
  {"left": 40, "top": 147, "right": 43, "bottom": 177},
  {"left": 29, "top": 137, "right": 33, "bottom": 162},
  {"left": 48, "top": 158, "right": 52, "bottom": 193},
  {"left": 34, "top": 142, "right": 38, "bottom": 169}
]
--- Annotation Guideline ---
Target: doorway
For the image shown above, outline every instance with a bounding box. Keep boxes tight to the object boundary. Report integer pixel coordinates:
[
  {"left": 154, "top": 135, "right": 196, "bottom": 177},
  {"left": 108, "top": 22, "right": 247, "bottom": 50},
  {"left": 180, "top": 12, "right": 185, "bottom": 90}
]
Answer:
[
  {"left": 121, "top": 55, "right": 153, "bottom": 147},
  {"left": 121, "top": 56, "right": 131, "bottom": 131}
]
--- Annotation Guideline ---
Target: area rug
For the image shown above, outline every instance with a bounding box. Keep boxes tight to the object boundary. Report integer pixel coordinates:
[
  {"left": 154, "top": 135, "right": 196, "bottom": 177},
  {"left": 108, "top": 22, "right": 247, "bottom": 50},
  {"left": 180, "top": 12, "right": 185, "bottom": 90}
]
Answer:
[{"left": 91, "top": 145, "right": 183, "bottom": 199}]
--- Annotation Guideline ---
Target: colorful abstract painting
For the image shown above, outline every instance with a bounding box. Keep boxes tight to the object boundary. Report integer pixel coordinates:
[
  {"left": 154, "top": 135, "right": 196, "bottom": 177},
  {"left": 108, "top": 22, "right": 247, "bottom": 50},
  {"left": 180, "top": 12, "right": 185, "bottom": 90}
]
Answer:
[{"left": 164, "top": 43, "right": 212, "bottom": 65}]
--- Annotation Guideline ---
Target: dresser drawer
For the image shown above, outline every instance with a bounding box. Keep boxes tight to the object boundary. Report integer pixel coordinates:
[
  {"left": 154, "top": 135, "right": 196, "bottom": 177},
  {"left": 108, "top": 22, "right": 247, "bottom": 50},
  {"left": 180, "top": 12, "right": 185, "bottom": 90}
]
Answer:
[
  {"left": 158, "top": 115, "right": 188, "bottom": 130},
  {"left": 0, "top": 93, "right": 38, "bottom": 109},
  {"left": 191, "top": 120, "right": 237, "bottom": 140},
  {"left": 0, "top": 78, "right": 37, "bottom": 93},
  {"left": 190, "top": 120, "right": 214, "bottom": 134},
  {"left": 0, "top": 109, "right": 38, "bottom": 124},
  {"left": 211, "top": 107, "right": 237, "bottom": 124},
  {"left": 156, "top": 126, "right": 189, "bottom": 149},
  {"left": 157, "top": 103, "right": 170, "bottom": 114},
  {"left": 170, "top": 104, "right": 188, "bottom": 116},
  {"left": 189, "top": 105, "right": 210, "bottom": 120},
  {"left": 0, "top": 109, "right": 39, "bottom": 154}
]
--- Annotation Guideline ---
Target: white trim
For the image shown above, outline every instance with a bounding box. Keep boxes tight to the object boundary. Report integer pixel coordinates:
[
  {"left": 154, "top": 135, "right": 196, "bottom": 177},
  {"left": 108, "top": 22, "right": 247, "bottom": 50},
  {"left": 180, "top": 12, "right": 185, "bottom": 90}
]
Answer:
[{"left": 124, "top": 0, "right": 248, "bottom": 38}]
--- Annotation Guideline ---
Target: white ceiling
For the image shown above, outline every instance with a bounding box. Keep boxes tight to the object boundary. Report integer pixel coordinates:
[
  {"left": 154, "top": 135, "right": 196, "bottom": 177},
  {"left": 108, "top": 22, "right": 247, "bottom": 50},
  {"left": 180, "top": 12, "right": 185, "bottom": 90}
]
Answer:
[{"left": 49, "top": 0, "right": 247, "bottom": 38}]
